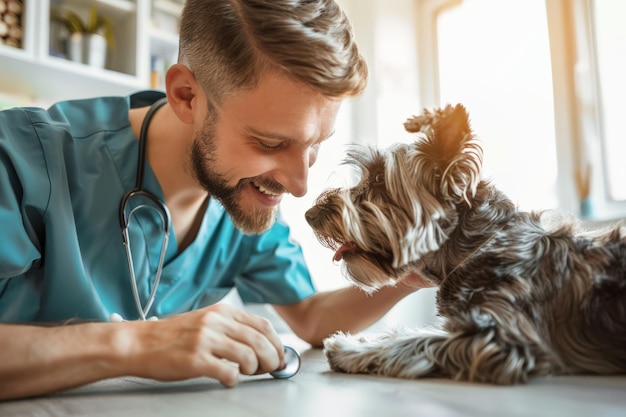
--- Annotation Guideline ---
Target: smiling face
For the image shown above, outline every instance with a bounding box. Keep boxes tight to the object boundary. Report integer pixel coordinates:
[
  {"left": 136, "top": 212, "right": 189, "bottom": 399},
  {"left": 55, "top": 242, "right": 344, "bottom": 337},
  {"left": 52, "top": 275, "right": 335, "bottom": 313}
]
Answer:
[{"left": 190, "top": 70, "right": 342, "bottom": 234}]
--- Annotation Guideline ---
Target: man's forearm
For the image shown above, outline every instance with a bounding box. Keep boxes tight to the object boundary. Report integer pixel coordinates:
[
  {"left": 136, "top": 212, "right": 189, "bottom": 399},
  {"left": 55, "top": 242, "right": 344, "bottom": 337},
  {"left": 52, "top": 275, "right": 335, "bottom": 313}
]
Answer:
[
  {"left": 1, "top": 304, "right": 292, "bottom": 400},
  {"left": 276, "top": 284, "right": 417, "bottom": 346},
  {"left": 0, "top": 322, "right": 127, "bottom": 400}
]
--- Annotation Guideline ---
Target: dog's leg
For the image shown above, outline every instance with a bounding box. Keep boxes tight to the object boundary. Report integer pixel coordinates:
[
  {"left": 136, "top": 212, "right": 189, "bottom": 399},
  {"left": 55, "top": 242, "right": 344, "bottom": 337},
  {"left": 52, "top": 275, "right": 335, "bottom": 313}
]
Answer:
[
  {"left": 324, "top": 309, "right": 559, "bottom": 384},
  {"left": 324, "top": 328, "right": 450, "bottom": 379}
]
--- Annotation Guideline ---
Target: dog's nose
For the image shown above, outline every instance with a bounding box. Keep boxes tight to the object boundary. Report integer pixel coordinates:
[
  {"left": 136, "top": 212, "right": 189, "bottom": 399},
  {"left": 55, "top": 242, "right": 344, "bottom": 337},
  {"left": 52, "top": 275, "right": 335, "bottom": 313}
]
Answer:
[{"left": 305, "top": 206, "right": 322, "bottom": 226}]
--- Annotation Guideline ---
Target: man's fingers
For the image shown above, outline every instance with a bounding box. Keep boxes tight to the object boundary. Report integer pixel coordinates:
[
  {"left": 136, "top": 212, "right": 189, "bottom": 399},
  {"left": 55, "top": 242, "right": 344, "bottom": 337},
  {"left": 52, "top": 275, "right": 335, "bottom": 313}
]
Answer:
[
  {"left": 202, "top": 356, "right": 240, "bottom": 387},
  {"left": 154, "top": 305, "right": 285, "bottom": 379},
  {"left": 206, "top": 305, "right": 284, "bottom": 373},
  {"left": 215, "top": 326, "right": 281, "bottom": 375},
  {"left": 209, "top": 338, "right": 260, "bottom": 375},
  {"left": 228, "top": 306, "right": 284, "bottom": 351}
]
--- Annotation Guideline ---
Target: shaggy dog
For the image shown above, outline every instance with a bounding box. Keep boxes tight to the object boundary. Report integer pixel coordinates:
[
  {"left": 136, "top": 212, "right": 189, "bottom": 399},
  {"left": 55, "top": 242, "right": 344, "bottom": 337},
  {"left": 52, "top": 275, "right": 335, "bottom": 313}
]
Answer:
[{"left": 304, "top": 104, "right": 626, "bottom": 384}]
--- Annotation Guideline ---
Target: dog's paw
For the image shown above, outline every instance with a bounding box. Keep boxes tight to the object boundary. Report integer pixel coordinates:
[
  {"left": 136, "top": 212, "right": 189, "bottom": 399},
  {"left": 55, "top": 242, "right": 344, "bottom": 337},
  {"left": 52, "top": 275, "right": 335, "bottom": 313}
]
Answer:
[
  {"left": 323, "top": 328, "right": 450, "bottom": 379},
  {"left": 323, "top": 332, "right": 359, "bottom": 373},
  {"left": 323, "top": 332, "right": 388, "bottom": 375}
]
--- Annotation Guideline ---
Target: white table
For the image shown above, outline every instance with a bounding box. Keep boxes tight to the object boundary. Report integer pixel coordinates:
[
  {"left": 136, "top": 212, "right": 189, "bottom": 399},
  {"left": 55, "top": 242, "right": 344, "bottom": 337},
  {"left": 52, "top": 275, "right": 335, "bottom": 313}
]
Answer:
[{"left": 2, "top": 336, "right": 625, "bottom": 417}]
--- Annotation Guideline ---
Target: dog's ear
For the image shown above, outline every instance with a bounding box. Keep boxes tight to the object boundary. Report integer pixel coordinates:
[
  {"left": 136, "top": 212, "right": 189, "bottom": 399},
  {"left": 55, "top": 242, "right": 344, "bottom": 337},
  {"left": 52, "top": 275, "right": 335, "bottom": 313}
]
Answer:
[{"left": 404, "top": 104, "right": 483, "bottom": 206}]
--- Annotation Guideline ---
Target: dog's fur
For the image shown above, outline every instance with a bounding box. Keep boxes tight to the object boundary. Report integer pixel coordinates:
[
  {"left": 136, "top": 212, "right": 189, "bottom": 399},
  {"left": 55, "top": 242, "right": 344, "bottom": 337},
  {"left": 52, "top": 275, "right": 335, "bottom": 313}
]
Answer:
[{"left": 305, "top": 104, "right": 626, "bottom": 384}]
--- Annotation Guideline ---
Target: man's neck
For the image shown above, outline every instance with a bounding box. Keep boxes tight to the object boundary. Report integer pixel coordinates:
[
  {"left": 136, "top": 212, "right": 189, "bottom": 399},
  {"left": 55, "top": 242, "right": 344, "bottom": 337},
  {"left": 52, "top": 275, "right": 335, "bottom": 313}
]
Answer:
[{"left": 128, "top": 103, "right": 209, "bottom": 250}]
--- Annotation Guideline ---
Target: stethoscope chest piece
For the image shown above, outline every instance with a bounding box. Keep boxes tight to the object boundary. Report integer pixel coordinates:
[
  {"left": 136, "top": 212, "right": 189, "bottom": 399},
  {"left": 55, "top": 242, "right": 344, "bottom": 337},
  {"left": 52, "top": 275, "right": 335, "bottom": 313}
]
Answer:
[{"left": 270, "top": 345, "right": 301, "bottom": 379}]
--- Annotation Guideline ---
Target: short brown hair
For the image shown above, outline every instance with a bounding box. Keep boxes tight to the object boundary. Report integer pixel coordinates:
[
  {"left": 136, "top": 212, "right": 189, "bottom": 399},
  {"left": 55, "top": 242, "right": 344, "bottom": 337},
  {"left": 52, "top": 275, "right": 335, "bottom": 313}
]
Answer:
[{"left": 179, "top": 0, "right": 368, "bottom": 102}]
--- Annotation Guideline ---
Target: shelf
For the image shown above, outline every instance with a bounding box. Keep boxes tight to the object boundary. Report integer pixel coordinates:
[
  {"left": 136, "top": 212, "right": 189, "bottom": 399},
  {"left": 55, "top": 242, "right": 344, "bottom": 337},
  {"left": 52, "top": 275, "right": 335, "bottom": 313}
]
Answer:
[
  {"left": 0, "top": 51, "right": 142, "bottom": 104},
  {"left": 60, "top": 0, "right": 137, "bottom": 15},
  {"left": 0, "top": 43, "right": 32, "bottom": 60},
  {"left": 49, "top": 0, "right": 140, "bottom": 77},
  {"left": 153, "top": 0, "right": 183, "bottom": 16},
  {"left": 0, "top": 0, "right": 180, "bottom": 105}
]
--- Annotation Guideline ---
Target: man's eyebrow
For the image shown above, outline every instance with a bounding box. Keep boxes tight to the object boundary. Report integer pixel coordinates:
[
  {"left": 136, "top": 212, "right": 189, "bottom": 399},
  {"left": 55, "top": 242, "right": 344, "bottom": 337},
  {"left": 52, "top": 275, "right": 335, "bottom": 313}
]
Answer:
[
  {"left": 246, "top": 127, "right": 293, "bottom": 142},
  {"left": 246, "top": 127, "right": 336, "bottom": 143}
]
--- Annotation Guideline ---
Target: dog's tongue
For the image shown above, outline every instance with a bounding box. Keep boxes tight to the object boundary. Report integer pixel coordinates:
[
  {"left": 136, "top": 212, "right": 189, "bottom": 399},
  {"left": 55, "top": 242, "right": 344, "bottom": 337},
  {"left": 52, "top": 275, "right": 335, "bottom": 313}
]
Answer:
[{"left": 333, "top": 242, "right": 356, "bottom": 262}]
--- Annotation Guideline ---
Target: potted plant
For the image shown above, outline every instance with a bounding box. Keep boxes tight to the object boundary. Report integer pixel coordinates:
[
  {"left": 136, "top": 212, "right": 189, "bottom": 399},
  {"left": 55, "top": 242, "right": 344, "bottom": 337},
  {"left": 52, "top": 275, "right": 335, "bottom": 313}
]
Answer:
[{"left": 52, "top": 5, "right": 115, "bottom": 68}]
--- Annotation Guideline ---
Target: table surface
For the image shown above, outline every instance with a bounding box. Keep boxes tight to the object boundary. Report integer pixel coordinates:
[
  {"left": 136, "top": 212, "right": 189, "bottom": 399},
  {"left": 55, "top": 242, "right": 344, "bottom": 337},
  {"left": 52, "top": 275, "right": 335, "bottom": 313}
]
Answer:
[{"left": 2, "top": 335, "right": 625, "bottom": 417}]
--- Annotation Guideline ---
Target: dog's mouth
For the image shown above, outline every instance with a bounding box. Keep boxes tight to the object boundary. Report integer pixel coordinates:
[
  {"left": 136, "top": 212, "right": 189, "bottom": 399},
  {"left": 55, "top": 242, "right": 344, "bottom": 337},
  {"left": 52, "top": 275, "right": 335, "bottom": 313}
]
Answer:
[{"left": 313, "top": 233, "right": 358, "bottom": 262}]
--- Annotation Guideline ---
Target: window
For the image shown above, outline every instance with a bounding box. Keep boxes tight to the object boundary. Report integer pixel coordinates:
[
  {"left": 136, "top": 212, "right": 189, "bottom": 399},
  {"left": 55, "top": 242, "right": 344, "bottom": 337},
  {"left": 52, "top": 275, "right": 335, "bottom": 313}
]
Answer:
[
  {"left": 546, "top": 0, "right": 626, "bottom": 220},
  {"left": 592, "top": 0, "right": 626, "bottom": 202},
  {"left": 436, "top": 0, "right": 557, "bottom": 211}
]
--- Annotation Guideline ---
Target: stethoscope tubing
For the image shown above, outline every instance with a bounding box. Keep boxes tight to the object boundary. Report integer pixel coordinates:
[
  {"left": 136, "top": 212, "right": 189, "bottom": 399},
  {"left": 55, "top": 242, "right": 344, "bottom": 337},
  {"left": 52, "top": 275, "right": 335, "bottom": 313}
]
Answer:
[
  {"left": 118, "top": 97, "right": 171, "bottom": 321},
  {"left": 119, "top": 97, "right": 170, "bottom": 231}
]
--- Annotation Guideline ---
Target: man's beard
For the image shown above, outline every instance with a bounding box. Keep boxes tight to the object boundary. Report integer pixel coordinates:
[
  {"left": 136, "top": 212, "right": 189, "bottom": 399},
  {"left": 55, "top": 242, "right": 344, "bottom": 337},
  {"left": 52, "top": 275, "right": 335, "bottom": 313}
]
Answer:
[{"left": 189, "top": 116, "right": 281, "bottom": 235}]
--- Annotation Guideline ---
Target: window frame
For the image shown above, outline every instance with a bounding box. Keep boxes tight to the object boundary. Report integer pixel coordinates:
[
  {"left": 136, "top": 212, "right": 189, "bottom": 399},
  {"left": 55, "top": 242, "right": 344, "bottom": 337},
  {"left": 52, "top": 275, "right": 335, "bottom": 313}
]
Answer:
[{"left": 545, "top": 0, "right": 626, "bottom": 221}]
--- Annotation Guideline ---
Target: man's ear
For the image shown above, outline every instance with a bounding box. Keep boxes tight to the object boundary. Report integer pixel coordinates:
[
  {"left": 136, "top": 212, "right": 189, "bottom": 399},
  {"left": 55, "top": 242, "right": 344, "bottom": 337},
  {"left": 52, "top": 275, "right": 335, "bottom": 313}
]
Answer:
[{"left": 165, "top": 64, "right": 201, "bottom": 125}]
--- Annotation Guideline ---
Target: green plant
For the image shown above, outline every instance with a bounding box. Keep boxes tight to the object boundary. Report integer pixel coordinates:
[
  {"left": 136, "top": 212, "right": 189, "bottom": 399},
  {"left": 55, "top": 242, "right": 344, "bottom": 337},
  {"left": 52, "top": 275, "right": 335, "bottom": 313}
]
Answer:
[{"left": 53, "top": 4, "right": 115, "bottom": 49}]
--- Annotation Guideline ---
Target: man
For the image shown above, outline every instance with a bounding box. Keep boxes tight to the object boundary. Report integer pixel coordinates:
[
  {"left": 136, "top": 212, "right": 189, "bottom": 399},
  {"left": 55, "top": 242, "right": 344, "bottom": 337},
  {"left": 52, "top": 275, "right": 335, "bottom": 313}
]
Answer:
[{"left": 0, "top": 0, "right": 430, "bottom": 400}]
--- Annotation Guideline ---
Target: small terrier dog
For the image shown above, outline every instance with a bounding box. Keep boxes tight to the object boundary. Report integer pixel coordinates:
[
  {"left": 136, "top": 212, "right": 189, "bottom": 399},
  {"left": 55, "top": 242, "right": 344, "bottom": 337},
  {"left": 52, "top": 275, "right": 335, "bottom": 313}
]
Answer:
[{"left": 305, "top": 104, "right": 626, "bottom": 384}]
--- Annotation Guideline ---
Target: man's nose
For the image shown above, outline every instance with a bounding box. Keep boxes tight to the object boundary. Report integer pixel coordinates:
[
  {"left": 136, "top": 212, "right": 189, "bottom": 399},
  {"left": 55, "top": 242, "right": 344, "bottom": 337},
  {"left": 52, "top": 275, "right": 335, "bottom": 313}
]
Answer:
[{"left": 280, "top": 153, "right": 309, "bottom": 197}]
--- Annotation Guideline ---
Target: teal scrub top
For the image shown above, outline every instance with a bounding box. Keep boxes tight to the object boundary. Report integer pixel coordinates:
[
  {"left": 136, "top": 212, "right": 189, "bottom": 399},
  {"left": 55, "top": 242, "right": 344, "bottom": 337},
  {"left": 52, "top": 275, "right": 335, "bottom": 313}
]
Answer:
[{"left": 0, "top": 91, "right": 316, "bottom": 322}]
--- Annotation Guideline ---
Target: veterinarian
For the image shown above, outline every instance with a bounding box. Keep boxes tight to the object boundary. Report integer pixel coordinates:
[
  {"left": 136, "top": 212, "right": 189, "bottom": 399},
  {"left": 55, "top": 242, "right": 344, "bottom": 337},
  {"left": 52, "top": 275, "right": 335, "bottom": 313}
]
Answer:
[{"left": 0, "top": 0, "right": 433, "bottom": 401}]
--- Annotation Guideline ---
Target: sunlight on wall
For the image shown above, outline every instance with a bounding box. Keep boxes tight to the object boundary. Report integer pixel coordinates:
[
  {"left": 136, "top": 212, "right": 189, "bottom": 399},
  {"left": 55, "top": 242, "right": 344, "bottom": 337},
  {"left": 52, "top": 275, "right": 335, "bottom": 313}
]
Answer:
[
  {"left": 373, "top": 10, "right": 421, "bottom": 145},
  {"left": 436, "top": 0, "right": 557, "bottom": 212},
  {"left": 280, "top": 103, "right": 357, "bottom": 292}
]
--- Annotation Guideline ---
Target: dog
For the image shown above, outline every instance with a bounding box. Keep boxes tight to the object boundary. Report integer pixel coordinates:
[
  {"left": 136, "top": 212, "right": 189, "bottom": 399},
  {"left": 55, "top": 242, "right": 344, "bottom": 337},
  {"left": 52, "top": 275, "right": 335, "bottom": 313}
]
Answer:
[{"left": 304, "top": 104, "right": 626, "bottom": 384}]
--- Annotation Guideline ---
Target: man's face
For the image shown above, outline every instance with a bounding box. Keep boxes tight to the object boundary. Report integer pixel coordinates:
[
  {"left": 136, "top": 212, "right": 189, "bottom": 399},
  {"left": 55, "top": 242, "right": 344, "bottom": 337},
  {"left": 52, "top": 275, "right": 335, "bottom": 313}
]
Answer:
[{"left": 190, "top": 71, "right": 342, "bottom": 234}]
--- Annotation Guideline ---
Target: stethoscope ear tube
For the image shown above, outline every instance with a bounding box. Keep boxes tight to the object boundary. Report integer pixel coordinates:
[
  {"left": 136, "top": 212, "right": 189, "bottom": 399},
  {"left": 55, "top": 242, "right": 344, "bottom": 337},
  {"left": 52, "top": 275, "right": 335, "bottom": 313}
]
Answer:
[
  {"left": 134, "top": 97, "right": 168, "bottom": 191},
  {"left": 119, "top": 96, "right": 170, "bottom": 231}
]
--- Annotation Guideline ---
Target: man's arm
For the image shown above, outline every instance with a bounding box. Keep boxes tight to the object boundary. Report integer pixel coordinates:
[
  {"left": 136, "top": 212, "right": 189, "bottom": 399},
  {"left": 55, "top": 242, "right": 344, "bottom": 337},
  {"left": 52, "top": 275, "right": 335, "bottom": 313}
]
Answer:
[
  {"left": 0, "top": 322, "right": 131, "bottom": 399},
  {"left": 0, "top": 304, "right": 285, "bottom": 400},
  {"left": 273, "top": 273, "right": 433, "bottom": 346}
]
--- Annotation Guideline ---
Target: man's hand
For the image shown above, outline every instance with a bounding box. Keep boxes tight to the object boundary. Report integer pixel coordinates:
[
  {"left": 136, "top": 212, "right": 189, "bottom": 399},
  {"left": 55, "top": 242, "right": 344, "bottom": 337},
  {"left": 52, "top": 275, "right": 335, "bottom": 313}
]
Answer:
[
  {"left": 120, "top": 303, "right": 285, "bottom": 387},
  {"left": 397, "top": 271, "right": 437, "bottom": 291},
  {"left": 0, "top": 304, "right": 285, "bottom": 400}
]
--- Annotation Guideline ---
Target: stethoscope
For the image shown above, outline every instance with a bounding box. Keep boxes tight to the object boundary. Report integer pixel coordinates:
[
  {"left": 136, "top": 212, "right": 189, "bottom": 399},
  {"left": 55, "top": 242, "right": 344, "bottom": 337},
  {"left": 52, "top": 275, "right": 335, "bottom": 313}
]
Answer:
[
  {"left": 116, "top": 97, "right": 171, "bottom": 322},
  {"left": 112, "top": 97, "right": 300, "bottom": 379}
]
